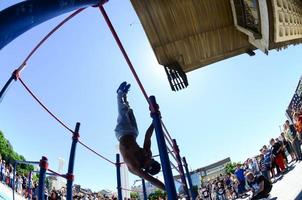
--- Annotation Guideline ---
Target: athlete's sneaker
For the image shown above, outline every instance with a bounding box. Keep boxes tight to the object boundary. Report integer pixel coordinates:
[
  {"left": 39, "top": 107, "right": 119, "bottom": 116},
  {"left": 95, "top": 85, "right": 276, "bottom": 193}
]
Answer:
[
  {"left": 117, "top": 81, "right": 127, "bottom": 93},
  {"left": 122, "top": 84, "right": 131, "bottom": 106},
  {"left": 123, "top": 83, "right": 131, "bottom": 93}
]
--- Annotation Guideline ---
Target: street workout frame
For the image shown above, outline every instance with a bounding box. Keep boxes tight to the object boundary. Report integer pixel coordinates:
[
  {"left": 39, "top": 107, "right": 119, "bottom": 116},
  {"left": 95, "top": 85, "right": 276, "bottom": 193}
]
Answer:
[{"left": 0, "top": 1, "right": 195, "bottom": 199}]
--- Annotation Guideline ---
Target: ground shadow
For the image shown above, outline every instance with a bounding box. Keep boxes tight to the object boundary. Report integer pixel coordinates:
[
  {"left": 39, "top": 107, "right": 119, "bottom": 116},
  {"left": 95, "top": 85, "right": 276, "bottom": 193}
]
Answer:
[
  {"left": 270, "top": 197, "right": 277, "bottom": 200},
  {"left": 286, "top": 164, "right": 296, "bottom": 172},
  {"left": 294, "top": 190, "right": 302, "bottom": 200},
  {"left": 273, "top": 175, "right": 283, "bottom": 183}
]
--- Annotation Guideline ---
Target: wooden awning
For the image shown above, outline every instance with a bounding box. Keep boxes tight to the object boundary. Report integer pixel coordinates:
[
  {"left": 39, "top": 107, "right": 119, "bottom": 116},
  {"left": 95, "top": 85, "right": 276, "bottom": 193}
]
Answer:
[{"left": 130, "top": 0, "right": 255, "bottom": 73}]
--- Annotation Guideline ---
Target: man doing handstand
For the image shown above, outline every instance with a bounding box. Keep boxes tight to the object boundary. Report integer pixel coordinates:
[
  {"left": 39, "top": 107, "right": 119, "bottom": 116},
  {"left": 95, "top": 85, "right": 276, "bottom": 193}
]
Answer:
[{"left": 114, "top": 81, "right": 165, "bottom": 190}]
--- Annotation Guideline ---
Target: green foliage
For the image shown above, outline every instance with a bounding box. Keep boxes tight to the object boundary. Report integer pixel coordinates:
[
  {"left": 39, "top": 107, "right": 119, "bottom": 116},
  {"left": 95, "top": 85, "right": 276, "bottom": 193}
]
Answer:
[
  {"left": 33, "top": 174, "right": 39, "bottom": 183},
  {"left": 0, "top": 130, "right": 34, "bottom": 176},
  {"left": 148, "top": 189, "right": 167, "bottom": 200},
  {"left": 130, "top": 191, "right": 139, "bottom": 199},
  {"left": 225, "top": 162, "right": 239, "bottom": 174},
  {"left": 46, "top": 177, "right": 52, "bottom": 190}
]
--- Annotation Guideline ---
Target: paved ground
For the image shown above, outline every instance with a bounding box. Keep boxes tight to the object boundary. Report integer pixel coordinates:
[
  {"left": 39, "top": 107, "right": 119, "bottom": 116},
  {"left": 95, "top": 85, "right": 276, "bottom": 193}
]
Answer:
[
  {"left": 239, "top": 161, "right": 302, "bottom": 200},
  {"left": 269, "top": 161, "right": 302, "bottom": 200},
  {"left": 0, "top": 183, "right": 25, "bottom": 200}
]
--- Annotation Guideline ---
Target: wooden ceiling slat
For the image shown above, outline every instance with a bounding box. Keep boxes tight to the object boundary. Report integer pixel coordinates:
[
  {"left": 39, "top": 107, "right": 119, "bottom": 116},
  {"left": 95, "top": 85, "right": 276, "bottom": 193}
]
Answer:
[{"left": 130, "top": 0, "right": 254, "bottom": 72}]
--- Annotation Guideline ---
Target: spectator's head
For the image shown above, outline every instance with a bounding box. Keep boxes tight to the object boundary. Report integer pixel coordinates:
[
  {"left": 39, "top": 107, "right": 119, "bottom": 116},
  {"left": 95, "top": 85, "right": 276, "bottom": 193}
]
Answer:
[
  {"left": 217, "top": 181, "right": 222, "bottom": 187},
  {"left": 50, "top": 190, "right": 58, "bottom": 200},
  {"left": 294, "top": 112, "right": 300, "bottom": 120},
  {"left": 144, "top": 159, "right": 161, "bottom": 175},
  {"left": 259, "top": 154, "right": 264, "bottom": 160},
  {"left": 286, "top": 120, "right": 290, "bottom": 125},
  {"left": 245, "top": 171, "right": 255, "bottom": 183},
  {"left": 270, "top": 138, "right": 275, "bottom": 146},
  {"left": 236, "top": 163, "right": 241, "bottom": 169},
  {"left": 262, "top": 145, "right": 268, "bottom": 150}
]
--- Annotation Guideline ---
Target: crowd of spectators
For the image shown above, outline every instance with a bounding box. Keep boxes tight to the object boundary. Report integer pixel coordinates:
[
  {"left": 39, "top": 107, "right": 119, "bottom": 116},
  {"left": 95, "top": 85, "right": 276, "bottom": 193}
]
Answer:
[
  {"left": 197, "top": 107, "right": 302, "bottom": 200},
  {"left": 42, "top": 187, "right": 119, "bottom": 200},
  {"left": 0, "top": 160, "right": 33, "bottom": 198},
  {"left": 0, "top": 160, "right": 121, "bottom": 200}
]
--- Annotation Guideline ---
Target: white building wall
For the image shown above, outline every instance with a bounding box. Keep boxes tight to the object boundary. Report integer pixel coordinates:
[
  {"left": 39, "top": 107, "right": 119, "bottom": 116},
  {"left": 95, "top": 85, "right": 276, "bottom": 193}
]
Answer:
[
  {"left": 272, "top": 0, "right": 302, "bottom": 42},
  {"left": 116, "top": 144, "right": 130, "bottom": 198},
  {"left": 121, "top": 158, "right": 130, "bottom": 198},
  {"left": 249, "top": 0, "right": 270, "bottom": 53},
  {"left": 52, "top": 157, "right": 66, "bottom": 190}
]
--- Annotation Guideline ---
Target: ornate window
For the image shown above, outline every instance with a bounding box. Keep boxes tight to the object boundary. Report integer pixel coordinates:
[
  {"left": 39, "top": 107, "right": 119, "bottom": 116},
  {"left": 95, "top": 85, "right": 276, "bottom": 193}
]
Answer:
[{"left": 232, "top": 0, "right": 262, "bottom": 38}]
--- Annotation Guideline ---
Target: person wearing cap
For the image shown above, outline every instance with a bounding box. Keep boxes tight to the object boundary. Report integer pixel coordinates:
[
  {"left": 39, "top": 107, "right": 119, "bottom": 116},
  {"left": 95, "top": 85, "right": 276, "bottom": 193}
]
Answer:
[
  {"left": 246, "top": 171, "right": 272, "bottom": 200},
  {"left": 114, "top": 82, "right": 164, "bottom": 190}
]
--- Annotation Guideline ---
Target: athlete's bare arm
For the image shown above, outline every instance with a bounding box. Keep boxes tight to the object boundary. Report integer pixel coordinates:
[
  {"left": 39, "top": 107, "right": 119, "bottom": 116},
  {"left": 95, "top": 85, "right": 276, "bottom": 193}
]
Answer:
[{"left": 143, "top": 123, "right": 154, "bottom": 155}]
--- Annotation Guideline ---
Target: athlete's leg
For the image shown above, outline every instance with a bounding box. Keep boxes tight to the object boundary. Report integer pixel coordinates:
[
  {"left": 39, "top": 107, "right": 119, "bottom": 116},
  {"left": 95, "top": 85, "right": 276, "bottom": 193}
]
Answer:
[{"left": 115, "top": 82, "right": 138, "bottom": 140}]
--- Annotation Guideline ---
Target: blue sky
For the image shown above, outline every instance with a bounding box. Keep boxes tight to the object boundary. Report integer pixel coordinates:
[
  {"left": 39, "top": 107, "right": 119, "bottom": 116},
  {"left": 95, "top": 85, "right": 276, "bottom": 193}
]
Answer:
[{"left": 0, "top": 0, "right": 301, "bottom": 192}]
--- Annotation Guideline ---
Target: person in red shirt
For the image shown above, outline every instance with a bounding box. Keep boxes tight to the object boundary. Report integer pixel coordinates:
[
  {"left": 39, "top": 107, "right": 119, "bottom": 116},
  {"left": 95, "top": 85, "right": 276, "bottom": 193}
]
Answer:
[{"left": 270, "top": 138, "right": 286, "bottom": 173}]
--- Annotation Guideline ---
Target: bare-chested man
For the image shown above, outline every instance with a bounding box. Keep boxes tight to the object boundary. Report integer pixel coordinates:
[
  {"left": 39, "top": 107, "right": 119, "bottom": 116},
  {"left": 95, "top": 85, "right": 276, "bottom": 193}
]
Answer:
[{"left": 114, "top": 82, "right": 165, "bottom": 190}]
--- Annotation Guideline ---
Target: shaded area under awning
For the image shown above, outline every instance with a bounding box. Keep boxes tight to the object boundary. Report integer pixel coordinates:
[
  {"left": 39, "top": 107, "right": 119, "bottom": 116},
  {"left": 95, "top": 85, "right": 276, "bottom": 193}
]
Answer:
[{"left": 130, "top": 0, "right": 255, "bottom": 73}]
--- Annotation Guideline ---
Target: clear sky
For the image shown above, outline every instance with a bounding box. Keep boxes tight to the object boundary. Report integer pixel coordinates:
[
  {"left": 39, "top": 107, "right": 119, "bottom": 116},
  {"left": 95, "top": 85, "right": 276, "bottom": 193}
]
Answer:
[{"left": 0, "top": 0, "right": 301, "bottom": 192}]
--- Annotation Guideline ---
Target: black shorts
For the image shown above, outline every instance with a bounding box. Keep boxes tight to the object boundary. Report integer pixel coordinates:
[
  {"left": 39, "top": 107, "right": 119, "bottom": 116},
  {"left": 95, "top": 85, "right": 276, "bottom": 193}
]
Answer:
[
  {"left": 271, "top": 161, "right": 276, "bottom": 169},
  {"left": 286, "top": 143, "right": 293, "bottom": 154}
]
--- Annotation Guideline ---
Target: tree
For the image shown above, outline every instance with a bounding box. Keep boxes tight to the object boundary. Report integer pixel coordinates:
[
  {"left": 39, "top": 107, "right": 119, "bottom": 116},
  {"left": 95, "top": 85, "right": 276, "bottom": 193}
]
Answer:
[
  {"left": 0, "top": 130, "right": 34, "bottom": 176},
  {"left": 0, "top": 131, "right": 12, "bottom": 161},
  {"left": 225, "top": 162, "right": 239, "bottom": 174},
  {"left": 148, "top": 189, "right": 166, "bottom": 200},
  {"left": 46, "top": 177, "right": 52, "bottom": 190},
  {"left": 33, "top": 174, "right": 39, "bottom": 184},
  {"left": 130, "top": 191, "right": 139, "bottom": 199}
]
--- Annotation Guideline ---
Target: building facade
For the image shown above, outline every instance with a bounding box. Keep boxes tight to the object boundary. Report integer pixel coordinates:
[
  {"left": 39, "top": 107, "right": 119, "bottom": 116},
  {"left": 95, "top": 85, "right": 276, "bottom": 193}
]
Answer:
[
  {"left": 175, "top": 157, "right": 231, "bottom": 188},
  {"left": 231, "top": 0, "right": 302, "bottom": 53},
  {"left": 131, "top": 179, "right": 158, "bottom": 199},
  {"left": 192, "top": 157, "right": 232, "bottom": 185}
]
